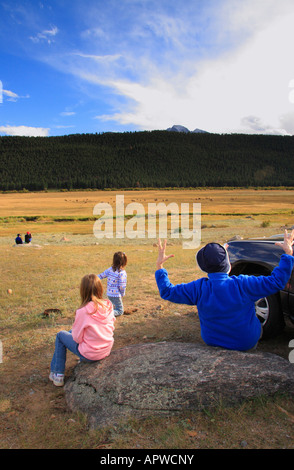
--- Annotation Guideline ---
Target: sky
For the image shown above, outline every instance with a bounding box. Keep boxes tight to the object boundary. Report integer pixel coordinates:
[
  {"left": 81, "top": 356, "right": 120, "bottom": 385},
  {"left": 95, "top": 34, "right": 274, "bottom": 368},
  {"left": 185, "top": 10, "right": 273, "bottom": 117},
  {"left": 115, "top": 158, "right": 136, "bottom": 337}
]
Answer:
[{"left": 0, "top": 0, "right": 294, "bottom": 137}]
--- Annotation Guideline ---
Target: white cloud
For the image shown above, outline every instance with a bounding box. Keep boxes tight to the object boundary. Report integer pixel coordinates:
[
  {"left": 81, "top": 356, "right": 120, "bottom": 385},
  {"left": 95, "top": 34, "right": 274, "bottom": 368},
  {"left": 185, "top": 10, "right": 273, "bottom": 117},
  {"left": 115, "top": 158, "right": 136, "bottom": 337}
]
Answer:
[
  {"left": 53, "top": 125, "right": 75, "bottom": 129},
  {"left": 3, "top": 89, "right": 19, "bottom": 101},
  {"left": 60, "top": 111, "right": 76, "bottom": 116},
  {"left": 96, "top": 3, "right": 294, "bottom": 134},
  {"left": 15, "top": 0, "right": 294, "bottom": 135},
  {"left": 0, "top": 125, "right": 49, "bottom": 137},
  {"left": 80, "top": 27, "right": 106, "bottom": 39},
  {"left": 72, "top": 52, "right": 121, "bottom": 63},
  {"left": 240, "top": 116, "right": 289, "bottom": 136},
  {"left": 2, "top": 89, "right": 30, "bottom": 102},
  {"left": 30, "top": 25, "right": 58, "bottom": 44},
  {"left": 142, "top": 13, "right": 189, "bottom": 49},
  {"left": 279, "top": 113, "right": 294, "bottom": 135}
]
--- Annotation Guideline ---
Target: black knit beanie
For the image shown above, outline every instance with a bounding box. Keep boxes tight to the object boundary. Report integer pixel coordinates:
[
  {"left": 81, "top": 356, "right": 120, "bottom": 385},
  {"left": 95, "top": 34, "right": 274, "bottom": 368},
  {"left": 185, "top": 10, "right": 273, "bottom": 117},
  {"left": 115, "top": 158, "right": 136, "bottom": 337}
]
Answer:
[{"left": 196, "top": 243, "right": 231, "bottom": 273}]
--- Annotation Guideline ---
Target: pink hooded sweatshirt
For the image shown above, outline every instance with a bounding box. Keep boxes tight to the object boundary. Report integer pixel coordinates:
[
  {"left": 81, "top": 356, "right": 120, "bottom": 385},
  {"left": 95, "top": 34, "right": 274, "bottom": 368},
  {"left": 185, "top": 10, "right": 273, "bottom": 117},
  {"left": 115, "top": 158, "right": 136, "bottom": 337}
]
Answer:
[{"left": 72, "top": 300, "right": 115, "bottom": 360}]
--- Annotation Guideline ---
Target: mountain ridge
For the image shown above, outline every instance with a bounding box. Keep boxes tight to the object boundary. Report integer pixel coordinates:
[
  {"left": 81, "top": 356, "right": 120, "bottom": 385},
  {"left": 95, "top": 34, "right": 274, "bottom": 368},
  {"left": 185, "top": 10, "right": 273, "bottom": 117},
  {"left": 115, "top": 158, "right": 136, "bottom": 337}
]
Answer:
[{"left": 166, "top": 125, "right": 209, "bottom": 133}]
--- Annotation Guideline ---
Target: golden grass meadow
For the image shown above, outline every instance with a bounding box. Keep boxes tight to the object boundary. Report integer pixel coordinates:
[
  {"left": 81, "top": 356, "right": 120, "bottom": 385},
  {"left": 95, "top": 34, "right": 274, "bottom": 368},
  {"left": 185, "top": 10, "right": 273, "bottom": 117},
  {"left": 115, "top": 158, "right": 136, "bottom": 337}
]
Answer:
[{"left": 1, "top": 188, "right": 294, "bottom": 449}]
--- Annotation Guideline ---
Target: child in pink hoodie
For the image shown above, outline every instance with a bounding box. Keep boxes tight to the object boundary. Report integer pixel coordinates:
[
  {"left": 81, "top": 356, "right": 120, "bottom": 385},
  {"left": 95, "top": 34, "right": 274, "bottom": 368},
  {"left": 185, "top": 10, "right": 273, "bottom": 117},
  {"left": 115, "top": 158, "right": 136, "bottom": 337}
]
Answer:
[{"left": 49, "top": 274, "right": 115, "bottom": 386}]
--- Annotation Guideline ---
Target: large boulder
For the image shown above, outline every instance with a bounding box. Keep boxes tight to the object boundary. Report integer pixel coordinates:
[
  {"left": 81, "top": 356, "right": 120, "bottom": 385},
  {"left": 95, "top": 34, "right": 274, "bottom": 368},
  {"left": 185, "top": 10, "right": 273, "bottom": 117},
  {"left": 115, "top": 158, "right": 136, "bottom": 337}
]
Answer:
[{"left": 65, "top": 341, "right": 294, "bottom": 428}]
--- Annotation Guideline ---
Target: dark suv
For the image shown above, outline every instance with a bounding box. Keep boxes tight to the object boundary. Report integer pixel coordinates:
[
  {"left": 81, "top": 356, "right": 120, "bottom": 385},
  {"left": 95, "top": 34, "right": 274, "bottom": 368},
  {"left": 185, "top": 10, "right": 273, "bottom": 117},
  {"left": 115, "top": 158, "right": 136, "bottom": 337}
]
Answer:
[{"left": 227, "top": 234, "right": 294, "bottom": 339}]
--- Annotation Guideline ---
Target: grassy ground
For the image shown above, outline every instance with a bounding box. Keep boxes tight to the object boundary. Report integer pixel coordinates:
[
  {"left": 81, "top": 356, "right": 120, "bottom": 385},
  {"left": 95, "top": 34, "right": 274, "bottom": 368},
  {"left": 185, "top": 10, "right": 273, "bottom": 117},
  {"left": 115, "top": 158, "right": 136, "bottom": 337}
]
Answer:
[{"left": 1, "top": 189, "right": 294, "bottom": 449}]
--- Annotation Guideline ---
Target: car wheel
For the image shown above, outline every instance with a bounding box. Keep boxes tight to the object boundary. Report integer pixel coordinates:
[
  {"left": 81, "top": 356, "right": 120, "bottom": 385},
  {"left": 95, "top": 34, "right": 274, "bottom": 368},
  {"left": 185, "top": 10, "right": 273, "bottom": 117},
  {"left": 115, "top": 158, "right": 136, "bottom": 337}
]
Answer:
[{"left": 255, "top": 293, "right": 285, "bottom": 339}]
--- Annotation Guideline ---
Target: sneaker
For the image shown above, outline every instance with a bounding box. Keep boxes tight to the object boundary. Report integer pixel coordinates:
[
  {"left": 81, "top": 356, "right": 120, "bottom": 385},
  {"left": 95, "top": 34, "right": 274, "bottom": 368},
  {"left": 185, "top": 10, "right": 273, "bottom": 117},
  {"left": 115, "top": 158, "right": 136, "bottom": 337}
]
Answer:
[{"left": 49, "top": 372, "right": 64, "bottom": 387}]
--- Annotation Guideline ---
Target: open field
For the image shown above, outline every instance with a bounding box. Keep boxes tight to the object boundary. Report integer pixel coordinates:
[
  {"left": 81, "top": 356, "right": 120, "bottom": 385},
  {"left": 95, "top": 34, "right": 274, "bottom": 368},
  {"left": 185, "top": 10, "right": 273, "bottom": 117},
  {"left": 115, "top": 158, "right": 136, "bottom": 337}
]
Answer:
[
  {"left": 1, "top": 188, "right": 294, "bottom": 218},
  {"left": 1, "top": 189, "right": 294, "bottom": 450},
  {"left": 0, "top": 188, "right": 294, "bottom": 241}
]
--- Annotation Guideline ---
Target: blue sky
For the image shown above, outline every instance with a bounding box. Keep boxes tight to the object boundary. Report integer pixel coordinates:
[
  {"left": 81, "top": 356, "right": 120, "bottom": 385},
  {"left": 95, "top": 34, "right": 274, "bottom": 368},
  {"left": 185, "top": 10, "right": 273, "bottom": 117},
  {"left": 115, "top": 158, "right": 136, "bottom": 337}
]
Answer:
[{"left": 0, "top": 0, "right": 294, "bottom": 137}]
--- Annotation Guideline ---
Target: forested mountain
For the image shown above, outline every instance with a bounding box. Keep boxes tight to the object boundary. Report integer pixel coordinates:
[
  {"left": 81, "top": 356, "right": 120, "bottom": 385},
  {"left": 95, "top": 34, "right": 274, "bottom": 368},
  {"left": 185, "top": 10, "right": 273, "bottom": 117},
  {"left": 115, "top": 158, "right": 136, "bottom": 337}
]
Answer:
[{"left": 0, "top": 131, "right": 293, "bottom": 190}]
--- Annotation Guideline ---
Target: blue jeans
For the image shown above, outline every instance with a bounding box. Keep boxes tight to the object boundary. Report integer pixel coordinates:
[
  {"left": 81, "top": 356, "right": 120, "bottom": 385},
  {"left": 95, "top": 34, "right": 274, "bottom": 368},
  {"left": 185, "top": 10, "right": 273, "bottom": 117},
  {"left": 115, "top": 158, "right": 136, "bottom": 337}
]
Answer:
[
  {"left": 50, "top": 330, "right": 94, "bottom": 375},
  {"left": 108, "top": 296, "right": 124, "bottom": 317}
]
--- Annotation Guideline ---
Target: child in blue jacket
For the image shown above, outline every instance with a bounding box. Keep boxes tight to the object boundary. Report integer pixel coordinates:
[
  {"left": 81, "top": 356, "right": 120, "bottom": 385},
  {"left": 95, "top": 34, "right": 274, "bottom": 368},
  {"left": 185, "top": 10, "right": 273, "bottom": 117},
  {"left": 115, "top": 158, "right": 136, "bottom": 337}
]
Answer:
[{"left": 155, "top": 231, "right": 294, "bottom": 351}]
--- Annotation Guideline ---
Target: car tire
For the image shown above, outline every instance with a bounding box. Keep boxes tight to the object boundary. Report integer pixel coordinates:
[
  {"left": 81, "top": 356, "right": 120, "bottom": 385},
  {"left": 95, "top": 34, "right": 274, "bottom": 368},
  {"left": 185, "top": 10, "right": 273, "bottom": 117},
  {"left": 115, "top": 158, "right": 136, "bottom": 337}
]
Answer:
[{"left": 255, "top": 293, "right": 285, "bottom": 339}]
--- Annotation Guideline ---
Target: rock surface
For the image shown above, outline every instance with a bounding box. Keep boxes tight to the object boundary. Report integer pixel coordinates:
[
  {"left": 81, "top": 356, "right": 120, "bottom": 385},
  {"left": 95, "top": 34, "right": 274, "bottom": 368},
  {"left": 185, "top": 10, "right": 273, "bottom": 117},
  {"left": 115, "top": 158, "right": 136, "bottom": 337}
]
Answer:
[{"left": 65, "top": 341, "right": 294, "bottom": 428}]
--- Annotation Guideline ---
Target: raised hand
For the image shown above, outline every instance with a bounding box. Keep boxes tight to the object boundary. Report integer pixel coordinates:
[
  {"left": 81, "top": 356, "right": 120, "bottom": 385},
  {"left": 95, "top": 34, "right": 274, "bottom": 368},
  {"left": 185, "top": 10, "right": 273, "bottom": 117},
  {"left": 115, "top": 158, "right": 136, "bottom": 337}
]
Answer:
[
  {"left": 156, "top": 238, "right": 175, "bottom": 270},
  {"left": 275, "top": 229, "right": 294, "bottom": 256}
]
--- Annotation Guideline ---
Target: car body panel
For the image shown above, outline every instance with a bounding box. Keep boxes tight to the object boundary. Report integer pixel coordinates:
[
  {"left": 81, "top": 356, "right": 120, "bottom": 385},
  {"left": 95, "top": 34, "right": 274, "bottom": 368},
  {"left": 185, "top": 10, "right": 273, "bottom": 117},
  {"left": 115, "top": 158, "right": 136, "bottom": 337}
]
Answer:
[{"left": 227, "top": 234, "right": 294, "bottom": 323}]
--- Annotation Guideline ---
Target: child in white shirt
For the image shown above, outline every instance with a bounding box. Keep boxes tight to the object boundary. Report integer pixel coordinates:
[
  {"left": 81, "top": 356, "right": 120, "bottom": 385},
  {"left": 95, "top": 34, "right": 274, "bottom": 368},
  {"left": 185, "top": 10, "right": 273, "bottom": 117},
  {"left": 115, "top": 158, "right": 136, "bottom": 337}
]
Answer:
[{"left": 98, "top": 251, "right": 127, "bottom": 317}]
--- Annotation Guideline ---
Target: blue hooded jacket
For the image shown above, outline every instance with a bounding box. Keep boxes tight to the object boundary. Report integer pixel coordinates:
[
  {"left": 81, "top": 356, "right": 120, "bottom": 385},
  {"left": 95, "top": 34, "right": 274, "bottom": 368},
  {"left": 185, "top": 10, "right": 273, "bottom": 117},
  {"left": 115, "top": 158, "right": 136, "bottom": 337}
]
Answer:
[{"left": 155, "top": 253, "right": 294, "bottom": 351}]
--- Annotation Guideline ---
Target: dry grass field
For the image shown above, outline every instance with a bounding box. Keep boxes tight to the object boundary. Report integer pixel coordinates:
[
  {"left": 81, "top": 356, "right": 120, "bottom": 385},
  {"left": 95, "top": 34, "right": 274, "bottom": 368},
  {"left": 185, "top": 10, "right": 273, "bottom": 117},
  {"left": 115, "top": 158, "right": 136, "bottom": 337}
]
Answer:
[
  {"left": 1, "top": 188, "right": 294, "bottom": 450},
  {"left": 1, "top": 187, "right": 294, "bottom": 218}
]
